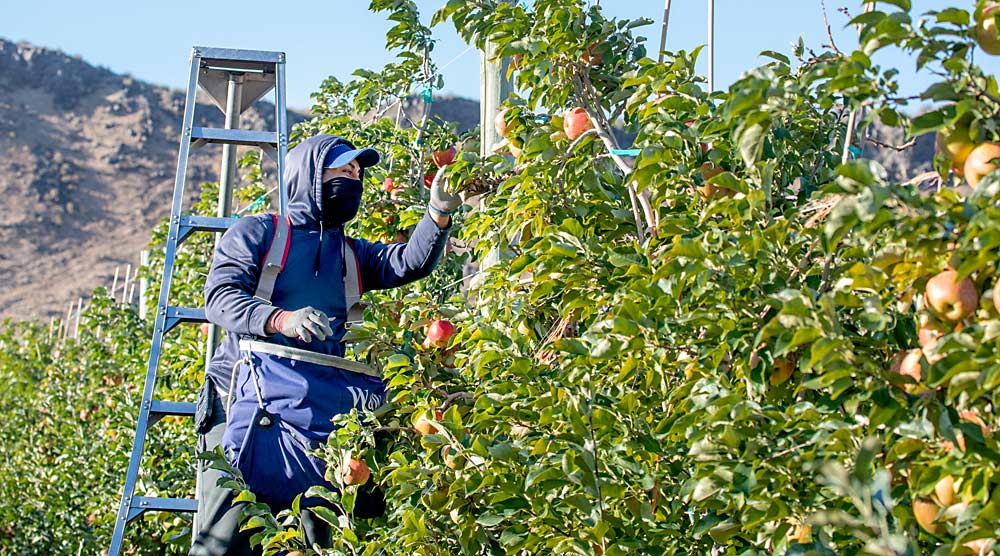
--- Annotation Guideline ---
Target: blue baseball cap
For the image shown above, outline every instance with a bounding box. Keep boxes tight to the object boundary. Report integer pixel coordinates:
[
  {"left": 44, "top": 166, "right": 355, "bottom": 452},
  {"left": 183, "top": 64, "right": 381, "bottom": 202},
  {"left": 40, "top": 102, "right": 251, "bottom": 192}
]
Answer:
[{"left": 323, "top": 143, "right": 380, "bottom": 169}]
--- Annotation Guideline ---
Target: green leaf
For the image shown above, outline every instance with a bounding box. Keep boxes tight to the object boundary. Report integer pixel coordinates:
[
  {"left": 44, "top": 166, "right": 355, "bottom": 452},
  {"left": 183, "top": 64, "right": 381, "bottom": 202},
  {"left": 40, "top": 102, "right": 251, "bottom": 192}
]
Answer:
[
  {"left": 738, "top": 120, "right": 770, "bottom": 170},
  {"left": 908, "top": 107, "right": 949, "bottom": 137},
  {"left": 342, "top": 487, "right": 357, "bottom": 514},
  {"left": 476, "top": 513, "right": 505, "bottom": 526},
  {"left": 386, "top": 353, "right": 411, "bottom": 369},
  {"left": 759, "top": 50, "right": 790, "bottom": 65}
]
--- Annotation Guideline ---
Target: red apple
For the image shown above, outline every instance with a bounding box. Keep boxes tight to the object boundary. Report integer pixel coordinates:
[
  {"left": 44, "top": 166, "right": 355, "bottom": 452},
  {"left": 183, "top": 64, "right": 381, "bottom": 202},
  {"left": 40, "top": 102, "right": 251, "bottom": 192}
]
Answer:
[
  {"left": 786, "top": 522, "right": 812, "bottom": 544},
  {"left": 424, "top": 319, "right": 456, "bottom": 349},
  {"left": 994, "top": 284, "right": 1000, "bottom": 314},
  {"left": 495, "top": 108, "right": 510, "bottom": 138},
  {"left": 964, "top": 142, "right": 1000, "bottom": 187},
  {"left": 563, "top": 107, "right": 594, "bottom": 141},
  {"left": 917, "top": 313, "right": 947, "bottom": 352},
  {"left": 696, "top": 162, "right": 733, "bottom": 200},
  {"left": 976, "top": 3, "right": 1000, "bottom": 55},
  {"left": 423, "top": 174, "right": 435, "bottom": 188},
  {"left": 960, "top": 410, "right": 991, "bottom": 438},
  {"left": 414, "top": 410, "right": 444, "bottom": 435},
  {"left": 950, "top": 410, "right": 992, "bottom": 453},
  {"left": 890, "top": 349, "right": 923, "bottom": 384},
  {"left": 383, "top": 177, "right": 396, "bottom": 193},
  {"left": 342, "top": 457, "right": 371, "bottom": 486},
  {"left": 917, "top": 314, "right": 948, "bottom": 363},
  {"left": 432, "top": 147, "right": 457, "bottom": 168},
  {"left": 581, "top": 42, "right": 604, "bottom": 66},
  {"left": 925, "top": 270, "right": 978, "bottom": 322}
]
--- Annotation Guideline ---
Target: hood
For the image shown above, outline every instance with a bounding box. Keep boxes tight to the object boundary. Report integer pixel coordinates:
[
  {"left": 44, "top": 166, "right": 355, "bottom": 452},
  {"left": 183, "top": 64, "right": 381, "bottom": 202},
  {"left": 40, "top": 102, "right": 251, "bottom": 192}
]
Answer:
[{"left": 283, "top": 134, "right": 367, "bottom": 229}]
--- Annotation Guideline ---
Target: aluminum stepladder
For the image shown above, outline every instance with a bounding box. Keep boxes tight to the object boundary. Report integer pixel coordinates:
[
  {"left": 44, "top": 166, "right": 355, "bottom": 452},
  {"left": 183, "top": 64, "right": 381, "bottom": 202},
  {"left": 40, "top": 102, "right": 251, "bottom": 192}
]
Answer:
[{"left": 108, "top": 46, "right": 289, "bottom": 556}]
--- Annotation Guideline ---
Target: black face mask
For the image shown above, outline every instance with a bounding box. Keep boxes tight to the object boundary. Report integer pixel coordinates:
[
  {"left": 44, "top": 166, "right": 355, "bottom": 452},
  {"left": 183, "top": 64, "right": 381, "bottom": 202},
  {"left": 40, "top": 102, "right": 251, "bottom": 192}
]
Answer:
[{"left": 321, "top": 176, "right": 363, "bottom": 225}]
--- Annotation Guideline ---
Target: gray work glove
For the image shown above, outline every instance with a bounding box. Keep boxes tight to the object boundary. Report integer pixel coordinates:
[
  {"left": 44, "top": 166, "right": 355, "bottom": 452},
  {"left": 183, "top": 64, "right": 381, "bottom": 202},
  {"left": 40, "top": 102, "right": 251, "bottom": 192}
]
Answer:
[
  {"left": 276, "top": 306, "right": 333, "bottom": 343},
  {"left": 429, "top": 168, "right": 462, "bottom": 216}
]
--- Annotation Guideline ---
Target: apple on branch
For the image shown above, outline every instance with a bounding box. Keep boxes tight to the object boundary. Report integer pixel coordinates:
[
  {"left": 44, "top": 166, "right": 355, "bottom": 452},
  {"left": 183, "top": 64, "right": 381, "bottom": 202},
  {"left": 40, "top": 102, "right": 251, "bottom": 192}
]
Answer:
[
  {"left": 925, "top": 269, "right": 978, "bottom": 322},
  {"left": 913, "top": 497, "right": 940, "bottom": 534},
  {"left": 933, "top": 475, "right": 957, "bottom": 507},
  {"left": 342, "top": 455, "right": 371, "bottom": 486},
  {"left": 917, "top": 313, "right": 948, "bottom": 363},
  {"left": 890, "top": 349, "right": 924, "bottom": 392},
  {"left": 580, "top": 42, "right": 604, "bottom": 66},
  {"left": 563, "top": 107, "right": 594, "bottom": 141},
  {"left": 432, "top": 146, "right": 457, "bottom": 168},
  {"left": 495, "top": 108, "right": 510, "bottom": 138},
  {"left": 424, "top": 319, "right": 457, "bottom": 349},
  {"left": 964, "top": 142, "right": 1000, "bottom": 187},
  {"left": 976, "top": 3, "right": 1000, "bottom": 55},
  {"left": 696, "top": 162, "right": 734, "bottom": 200},
  {"left": 935, "top": 114, "right": 975, "bottom": 176},
  {"left": 414, "top": 410, "right": 443, "bottom": 435}
]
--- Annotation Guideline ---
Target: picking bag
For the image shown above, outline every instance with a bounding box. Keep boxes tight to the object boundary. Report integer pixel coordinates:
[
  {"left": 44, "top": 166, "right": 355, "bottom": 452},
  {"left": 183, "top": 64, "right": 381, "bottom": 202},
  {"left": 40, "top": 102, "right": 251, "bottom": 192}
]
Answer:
[{"left": 221, "top": 340, "right": 386, "bottom": 513}]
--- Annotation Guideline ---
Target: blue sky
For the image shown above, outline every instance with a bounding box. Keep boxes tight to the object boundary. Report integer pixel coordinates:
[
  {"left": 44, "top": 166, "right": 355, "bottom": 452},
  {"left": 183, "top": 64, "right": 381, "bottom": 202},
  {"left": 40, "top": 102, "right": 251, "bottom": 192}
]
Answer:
[{"left": 5, "top": 1, "right": 997, "bottom": 111}]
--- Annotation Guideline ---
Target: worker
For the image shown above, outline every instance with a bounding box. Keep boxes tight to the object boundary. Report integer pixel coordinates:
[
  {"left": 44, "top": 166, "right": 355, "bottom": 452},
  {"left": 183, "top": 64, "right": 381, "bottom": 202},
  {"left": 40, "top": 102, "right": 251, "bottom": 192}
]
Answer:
[{"left": 189, "top": 133, "right": 461, "bottom": 555}]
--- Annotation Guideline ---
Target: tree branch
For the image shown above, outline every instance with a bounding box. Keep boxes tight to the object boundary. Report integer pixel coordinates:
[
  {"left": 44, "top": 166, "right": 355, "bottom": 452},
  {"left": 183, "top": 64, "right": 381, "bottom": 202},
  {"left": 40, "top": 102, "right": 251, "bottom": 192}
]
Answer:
[
  {"left": 820, "top": 0, "right": 844, "bottom": 56},
  {"left": 864, "top": 134, "right": 916, "bottom": 152}
]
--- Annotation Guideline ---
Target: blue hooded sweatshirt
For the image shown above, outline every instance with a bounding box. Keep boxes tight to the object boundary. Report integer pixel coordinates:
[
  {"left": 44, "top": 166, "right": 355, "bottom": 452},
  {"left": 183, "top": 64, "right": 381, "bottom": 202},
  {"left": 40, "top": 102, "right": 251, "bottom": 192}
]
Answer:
[{"left": 204, "top": 134, "right": 450, "bottom": 394}]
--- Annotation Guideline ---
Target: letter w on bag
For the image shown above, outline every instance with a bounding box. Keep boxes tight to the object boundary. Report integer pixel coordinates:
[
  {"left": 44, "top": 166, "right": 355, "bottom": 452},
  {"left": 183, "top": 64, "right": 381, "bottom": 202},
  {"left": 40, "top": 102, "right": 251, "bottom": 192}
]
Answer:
[{"left": 346, "top": 386, "right": 384, "bottom": 412}]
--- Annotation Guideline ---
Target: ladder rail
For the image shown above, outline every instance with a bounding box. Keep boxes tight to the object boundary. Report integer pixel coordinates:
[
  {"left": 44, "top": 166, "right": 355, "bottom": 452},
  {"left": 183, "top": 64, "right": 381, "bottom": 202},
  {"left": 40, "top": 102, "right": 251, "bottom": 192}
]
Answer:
[
  {"left": 108, "top": 47, "right": 204, "bottom": 556},
  {"left": 275, "top": 54, "right": 289, "bottom": 216}
]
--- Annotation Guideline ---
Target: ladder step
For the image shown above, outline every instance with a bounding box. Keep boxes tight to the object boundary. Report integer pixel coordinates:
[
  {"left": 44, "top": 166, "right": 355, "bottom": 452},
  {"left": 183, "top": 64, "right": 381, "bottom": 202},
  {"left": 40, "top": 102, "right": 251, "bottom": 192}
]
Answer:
[
  {"left": 195, "top": 46, "right": 283, "bottom": 67},
  {"left": 190, "top": 127, "right": 277, "bottom": 148},
  {"left": 126, "top": 496, "right": 198, "bottom": 522},
  {"left": 180, "top": 215, "right": 233, "bottom": 233},
  {"left": 150, "top": 400, "right": 196, "bottom": 417},
  {"left": 177, "top": 215, "right": 234, "bottom": 245},
  {"left": 163, "top": 307, "right": 206, "bottom": 335}
]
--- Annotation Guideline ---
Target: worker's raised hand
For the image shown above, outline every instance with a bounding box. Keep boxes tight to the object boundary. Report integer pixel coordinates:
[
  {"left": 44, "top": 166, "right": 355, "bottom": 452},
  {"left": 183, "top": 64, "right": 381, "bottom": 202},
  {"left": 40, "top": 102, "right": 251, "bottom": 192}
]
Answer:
[
  {"left": 278, "top": 306, "right": 334, "bottom": 342},
  {"left": 429, "top": 168, "right": 462, "bottom": 215}
]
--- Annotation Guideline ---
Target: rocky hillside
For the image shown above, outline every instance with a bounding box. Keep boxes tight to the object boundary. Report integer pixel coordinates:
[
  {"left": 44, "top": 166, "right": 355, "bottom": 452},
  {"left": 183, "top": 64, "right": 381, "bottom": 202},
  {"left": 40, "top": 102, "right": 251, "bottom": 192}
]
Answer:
[
  {"left": 0, "top": 39, "right": 312, "bottom": 320},
  {"left": 0, "top": 38, "right": 935, "bottom": 321}
]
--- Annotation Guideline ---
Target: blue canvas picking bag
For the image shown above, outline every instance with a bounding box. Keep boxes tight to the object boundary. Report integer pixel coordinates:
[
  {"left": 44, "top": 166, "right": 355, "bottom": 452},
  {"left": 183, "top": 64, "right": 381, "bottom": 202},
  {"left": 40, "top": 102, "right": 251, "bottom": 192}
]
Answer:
[{"left": 221, "top": 340, "right": 385, "bottom": 509}]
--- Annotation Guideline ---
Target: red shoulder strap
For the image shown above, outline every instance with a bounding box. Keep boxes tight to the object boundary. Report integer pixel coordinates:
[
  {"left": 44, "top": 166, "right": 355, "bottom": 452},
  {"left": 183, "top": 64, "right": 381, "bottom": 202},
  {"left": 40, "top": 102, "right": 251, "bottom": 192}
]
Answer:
[{"left": 253, "top": 214, "right": 292, "bottom": 304}]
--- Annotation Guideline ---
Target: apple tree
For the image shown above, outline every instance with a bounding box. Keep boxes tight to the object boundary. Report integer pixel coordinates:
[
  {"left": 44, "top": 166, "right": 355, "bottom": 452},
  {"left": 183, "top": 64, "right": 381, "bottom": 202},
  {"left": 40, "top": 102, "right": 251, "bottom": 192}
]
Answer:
[{"left": 222, "top": 1, "right": 1000, "bottom": 555}]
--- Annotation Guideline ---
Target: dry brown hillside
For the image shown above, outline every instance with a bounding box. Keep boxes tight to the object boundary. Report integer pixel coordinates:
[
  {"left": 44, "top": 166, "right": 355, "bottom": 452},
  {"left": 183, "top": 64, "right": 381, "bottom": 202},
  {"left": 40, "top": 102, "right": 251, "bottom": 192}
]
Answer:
[{"left": 0, "top": 39, "right": 314, "bottom": 320}]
